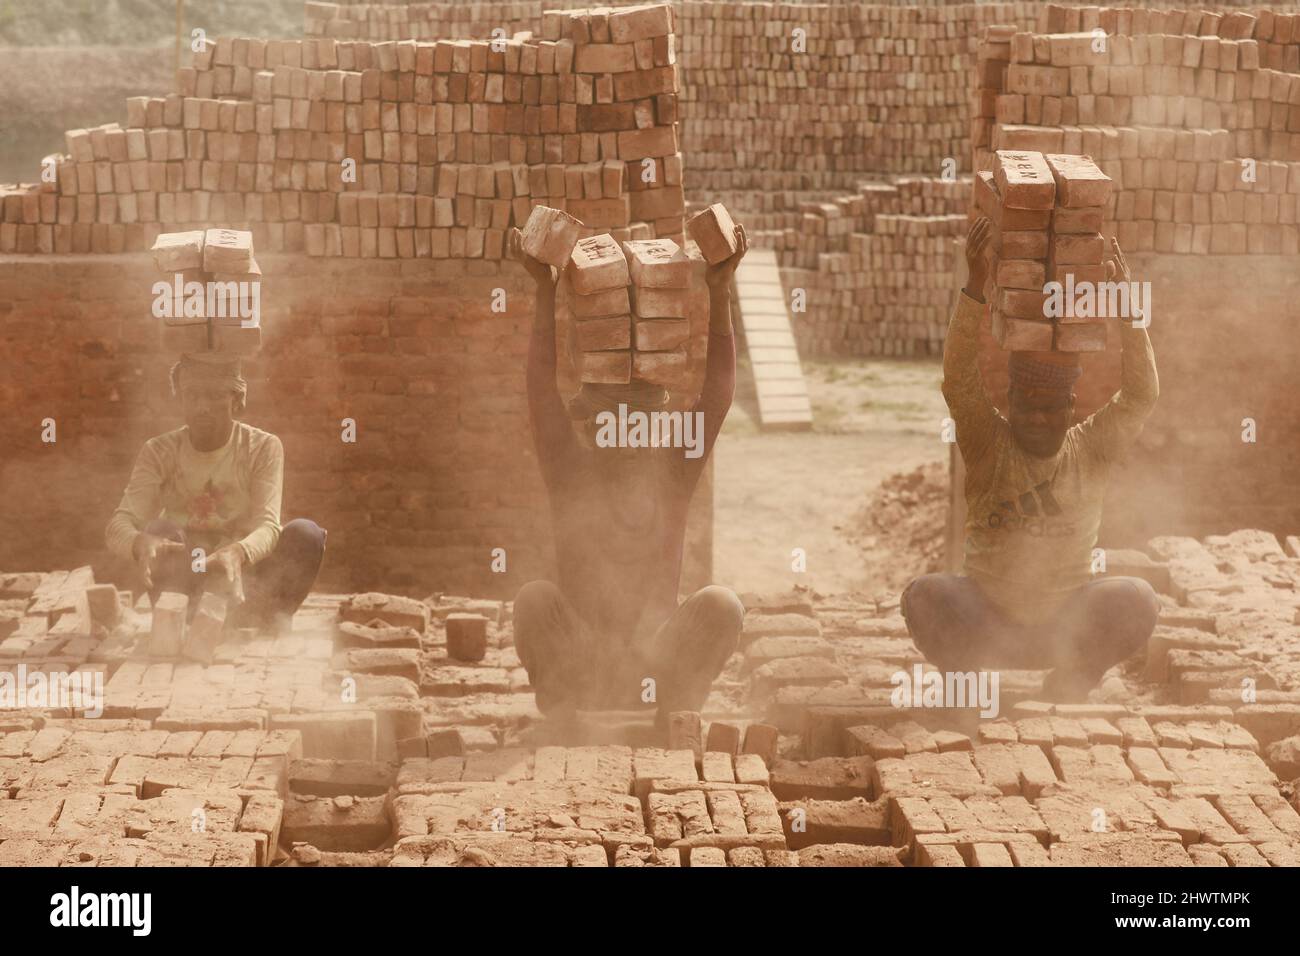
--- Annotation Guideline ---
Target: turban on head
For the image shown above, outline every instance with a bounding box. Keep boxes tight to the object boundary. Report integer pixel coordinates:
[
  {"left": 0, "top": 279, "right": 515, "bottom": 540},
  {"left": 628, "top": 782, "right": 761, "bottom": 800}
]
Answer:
[{"left": 1008, "top": 351, "right": 1082, "bottom": 393}]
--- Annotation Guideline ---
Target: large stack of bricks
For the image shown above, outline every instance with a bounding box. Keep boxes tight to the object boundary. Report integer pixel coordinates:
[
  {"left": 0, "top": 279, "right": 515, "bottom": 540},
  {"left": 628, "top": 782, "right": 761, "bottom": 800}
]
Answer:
[
  {"left": 0, "top": 4, "right": 717, "bottom": 599},
  {"left": 966, "top": 2, "right": 1300, "bottom": 543},
  {"left": 3, "top": 525, "right": 1300, "bottom": 866},
  {"left": 0, "top": 5, "right": 685, "bottom": 256}
]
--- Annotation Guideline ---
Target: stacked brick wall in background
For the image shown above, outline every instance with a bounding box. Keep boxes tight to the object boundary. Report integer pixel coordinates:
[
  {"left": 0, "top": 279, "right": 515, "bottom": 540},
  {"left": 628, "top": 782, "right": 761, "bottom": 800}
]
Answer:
[
  {"left": 750, "top": 176, "right": 968, "bottom": 358},
  {"left": 0, "top": 5, "right": 686, "bottom": 256}
]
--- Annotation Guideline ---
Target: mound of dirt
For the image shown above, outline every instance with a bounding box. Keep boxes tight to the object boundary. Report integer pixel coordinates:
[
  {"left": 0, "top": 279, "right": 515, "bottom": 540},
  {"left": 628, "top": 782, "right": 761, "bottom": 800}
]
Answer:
[{"left": 851, "top": 460, "right": 949, "bottom": 591}]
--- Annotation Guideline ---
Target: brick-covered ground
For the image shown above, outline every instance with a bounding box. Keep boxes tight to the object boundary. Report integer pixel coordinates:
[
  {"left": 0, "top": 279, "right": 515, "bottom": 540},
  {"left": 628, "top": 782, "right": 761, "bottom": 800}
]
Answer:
[{"left": 1, "top": 526, "right": 1299, "bottom": 867}]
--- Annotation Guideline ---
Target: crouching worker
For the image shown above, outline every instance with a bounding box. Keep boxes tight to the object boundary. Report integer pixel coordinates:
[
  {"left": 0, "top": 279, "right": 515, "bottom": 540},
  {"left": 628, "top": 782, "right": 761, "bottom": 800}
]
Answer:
[
  {"left": 902, "top": 217, "right": 1160, "bottom": 702},
  {"left": 105, "top": 354, "right": 326, "bottom": 633},
  {"left": 510, "top": 224, "right": 750, "bottom": 723}
]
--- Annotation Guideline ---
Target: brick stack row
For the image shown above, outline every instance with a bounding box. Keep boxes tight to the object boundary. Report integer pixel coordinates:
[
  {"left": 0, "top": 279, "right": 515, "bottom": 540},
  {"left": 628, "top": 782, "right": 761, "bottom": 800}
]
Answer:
[{"left": 0, "top": 4, "right": 684, "bottom": 257}]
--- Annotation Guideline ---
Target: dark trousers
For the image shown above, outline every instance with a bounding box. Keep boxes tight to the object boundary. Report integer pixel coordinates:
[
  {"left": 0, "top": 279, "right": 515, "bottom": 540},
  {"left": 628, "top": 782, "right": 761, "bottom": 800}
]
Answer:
[
  {"left": 901, "top": 573, "right": 1159, "bottom": 691},
  {"left": 512, "top": 580, "right": 744, "bottom": 715},
  {"left": 146, "top": 517, "right": 326, "bottom": 624}
]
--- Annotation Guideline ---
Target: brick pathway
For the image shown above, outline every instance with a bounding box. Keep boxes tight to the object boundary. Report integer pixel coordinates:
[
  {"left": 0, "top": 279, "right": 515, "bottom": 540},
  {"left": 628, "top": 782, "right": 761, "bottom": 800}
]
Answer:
[{"left": 2, "top": 528, "right": 1299, "bottom": 867}]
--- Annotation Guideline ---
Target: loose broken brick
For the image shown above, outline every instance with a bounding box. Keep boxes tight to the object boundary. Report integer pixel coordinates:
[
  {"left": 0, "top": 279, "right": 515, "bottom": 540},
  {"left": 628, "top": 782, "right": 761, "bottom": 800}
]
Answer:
[
  {"left": 686, "top": 203, "right": 738, "bottom": 265},
  {"left": 668, "top": 712, "right": 702, "bottom": 758},
  {"left": 150, "top": 592, "right": 187, "bottom": 658},
  {"left": 705, "top": 721, "right": 741, "bottom": 755},
  {"left": 521, "top": 205, "right": 582, "bottom": 269},
  {"left": 444, "top": 613, "right": 488, "bottom": 663},
  {"left": 338, "top": 593, "right": 429, "bottom": 633},
  {"left": 741, "top": 723, "right": 779, "bottom": 766},
  {"left": 182, "top": 592, "right": 226, "bottom": 666}
]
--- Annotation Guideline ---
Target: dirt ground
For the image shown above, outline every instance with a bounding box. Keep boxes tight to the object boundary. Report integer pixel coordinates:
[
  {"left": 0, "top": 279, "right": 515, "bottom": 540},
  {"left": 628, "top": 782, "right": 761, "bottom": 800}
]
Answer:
[{"left": 714, "top": 356, "right": 950, "bottom": 598}]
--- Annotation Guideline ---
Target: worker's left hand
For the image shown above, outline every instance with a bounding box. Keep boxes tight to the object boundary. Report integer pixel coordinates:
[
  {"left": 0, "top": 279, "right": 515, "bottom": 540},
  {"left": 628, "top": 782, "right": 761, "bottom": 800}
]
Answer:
[
  {"left": 1105, "top": 236, "right": 1131, "bottom": 284},
  {"left": 705, "top": 223, "right": 749, "bottom": 291}
]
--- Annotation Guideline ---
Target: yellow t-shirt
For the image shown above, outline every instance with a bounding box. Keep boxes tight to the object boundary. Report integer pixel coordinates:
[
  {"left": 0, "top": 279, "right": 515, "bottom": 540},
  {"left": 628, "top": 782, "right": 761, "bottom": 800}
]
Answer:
[
  {"left": 943, "top": 292, "right": 1159, "bottom": 625},
  {"left": 106, "top": 422, "right": 284, "bottom": 564}
]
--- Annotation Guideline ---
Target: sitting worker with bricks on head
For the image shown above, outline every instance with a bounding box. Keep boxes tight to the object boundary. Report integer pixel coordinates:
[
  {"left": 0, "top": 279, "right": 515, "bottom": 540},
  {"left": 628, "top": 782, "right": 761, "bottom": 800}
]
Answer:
[
  {"left": 509, "top": 222, "right": 749, "bottom": 724},
  {"left": 105, "top": 353, "right": 326, "bottom": 633},
  {"left": 902, "top": 216, "right": 1161, "bottom": 702}
]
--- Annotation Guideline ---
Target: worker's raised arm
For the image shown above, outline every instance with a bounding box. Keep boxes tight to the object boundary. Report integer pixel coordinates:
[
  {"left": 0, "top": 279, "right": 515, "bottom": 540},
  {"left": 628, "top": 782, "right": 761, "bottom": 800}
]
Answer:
[
  {"left": 513, "top": 227, "right": 578, "bottom": 473},
  {"left": 1078, "top": 237, "right": 1160, "bottom": 463},
  {"left": 942, "top": 217, "right": 1001, "bottom": 466}
]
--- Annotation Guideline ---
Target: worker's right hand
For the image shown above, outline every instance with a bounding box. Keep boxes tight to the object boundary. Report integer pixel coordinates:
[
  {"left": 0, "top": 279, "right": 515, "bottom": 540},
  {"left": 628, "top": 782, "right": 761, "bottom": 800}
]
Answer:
[
  {"left": 132, "top": 533, "right": 182, "bottom": 592},
  {"left": 965, "top": 216, "right": 992, "bottom": 303},
  {"left": 510, "top": 227, "right": 556, "bottom": 289}
]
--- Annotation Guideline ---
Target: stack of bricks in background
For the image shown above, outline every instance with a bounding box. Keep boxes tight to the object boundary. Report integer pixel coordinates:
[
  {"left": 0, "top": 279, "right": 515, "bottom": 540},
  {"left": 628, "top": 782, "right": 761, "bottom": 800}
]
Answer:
[
  {"left": 751, "top": 176, "right": 970, "bottom": 358},
  {"left": 151, "top": 228, "right": 263, "bottom": 354},
  {"left": 976, "top": 4, "right": 1300, "bottom": 256},
  {"left": 0, "top": 4, "right": 685, "bottom": 256},
  {"left": 977, "top": 149, "right": 1112, "bottom": 353},
  {"left": 302, "top": 1, "right": 1047, "bottom": 211}
]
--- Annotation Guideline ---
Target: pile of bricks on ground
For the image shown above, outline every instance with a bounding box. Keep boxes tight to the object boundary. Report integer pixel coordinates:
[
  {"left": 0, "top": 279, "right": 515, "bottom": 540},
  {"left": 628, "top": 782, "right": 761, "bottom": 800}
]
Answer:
[
  {"left": 975, "top": 3, "right": 1300, "bottom": 256},
  {"left": 2, "top": 525, "right": 1299, "bottom": 866},
  {"left": 0, "top": 4, "right": 684, "bottom": 256}
]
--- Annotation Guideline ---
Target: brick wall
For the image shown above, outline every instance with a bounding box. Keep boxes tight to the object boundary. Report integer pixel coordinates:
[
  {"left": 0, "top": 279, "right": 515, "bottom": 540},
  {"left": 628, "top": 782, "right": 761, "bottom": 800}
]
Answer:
[{"left": 0, "top": 253, "right": 714, "bottom": 596}]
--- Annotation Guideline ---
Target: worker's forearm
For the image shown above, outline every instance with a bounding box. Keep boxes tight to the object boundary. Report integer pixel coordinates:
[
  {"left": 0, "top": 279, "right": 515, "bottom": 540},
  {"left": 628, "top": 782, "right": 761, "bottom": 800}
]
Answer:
[
  {"left": 708, "top": 286, "right": 733, "bottom": 336},
  {"left": 1117, "top": 319, "right": 1159, "bottom": 409}
]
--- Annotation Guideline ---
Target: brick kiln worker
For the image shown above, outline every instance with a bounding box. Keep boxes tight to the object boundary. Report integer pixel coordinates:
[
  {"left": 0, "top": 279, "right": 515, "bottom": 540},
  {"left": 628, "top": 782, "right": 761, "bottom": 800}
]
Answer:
[
  {"left": 104, "top": 354, "right": 326, "bottom": 631},
  {"left": 902, "top": 217, "right": 1161, "bottom": 702},
  {"left": 510, "top": 224, "right": 749, "bottom": 722}
]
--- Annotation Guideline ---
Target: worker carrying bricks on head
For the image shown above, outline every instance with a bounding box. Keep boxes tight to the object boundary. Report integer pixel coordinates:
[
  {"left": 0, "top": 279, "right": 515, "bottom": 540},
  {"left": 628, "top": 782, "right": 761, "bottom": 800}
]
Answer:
[
  {"left": 508, "top": 219, "right": 749, "bottom": 724},
  {"left": 902, "top": 216, "right": 1160, "bottom": 702},
  {"left": 105, "top": 353, "right": 326, "bottom": 633}
]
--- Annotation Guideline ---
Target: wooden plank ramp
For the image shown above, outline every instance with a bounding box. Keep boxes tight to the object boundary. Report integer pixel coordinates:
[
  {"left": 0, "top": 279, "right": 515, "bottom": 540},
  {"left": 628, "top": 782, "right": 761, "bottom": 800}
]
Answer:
[{"left": 733, "top": 247, "right": 813, "bottom": 430}]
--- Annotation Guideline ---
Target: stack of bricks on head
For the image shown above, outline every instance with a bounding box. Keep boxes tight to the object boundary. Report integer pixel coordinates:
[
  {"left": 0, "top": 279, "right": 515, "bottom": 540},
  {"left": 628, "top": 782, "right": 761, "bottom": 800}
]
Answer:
[
  {"left": 522, "top": 200, "right": 736, "bottom": 390},
  {"left": 0, "top": 3, "right": 683, "bottom": 256},
  {"left": 976, "top": 149, "right": 1113, "bottom": 354},
  {"left": 150, "top": 228, "right": 262, "bottom": 354}
]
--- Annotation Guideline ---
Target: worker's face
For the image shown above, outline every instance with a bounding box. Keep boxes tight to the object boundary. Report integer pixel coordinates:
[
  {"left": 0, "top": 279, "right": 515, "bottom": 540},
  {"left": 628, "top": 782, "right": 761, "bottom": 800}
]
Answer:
[
  {"left": 181, "top": 382, "right": 238, "bottom": 449},
  {"left": 1009, "top": 387, "right": 1074, "bottom": 458}
]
